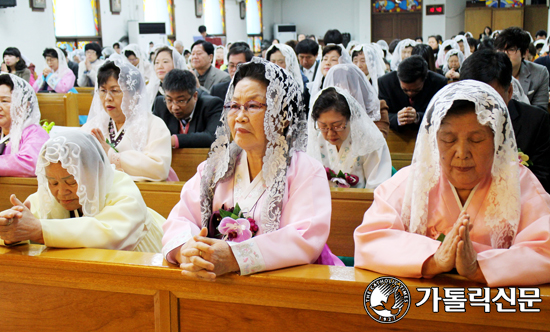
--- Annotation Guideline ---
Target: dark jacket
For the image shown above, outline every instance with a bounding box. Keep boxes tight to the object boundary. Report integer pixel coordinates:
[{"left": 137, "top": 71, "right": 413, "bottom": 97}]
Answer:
[
  {"left": 508, "top": 98, "right": 550, "bottom": 193},
  {"left": 152, "top": 90, "right": 223, "bottom": 148},
  {"left": 210, "top": 80, "right": 230, "bottom": 102},
  {"left": 378, "top": 71, "right": 447, "bottom": 131}
]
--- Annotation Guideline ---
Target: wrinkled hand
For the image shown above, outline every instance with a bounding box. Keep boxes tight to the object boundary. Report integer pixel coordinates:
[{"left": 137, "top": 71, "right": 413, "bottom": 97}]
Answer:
[
  {"left": 193, "top": 236, "right": 240, "bottom": 277},
  {"left": 178, "top": 227, "right": 217, "bottom": 281},
  {"left": 456, "top": 216, "right": 486, "bottom": 282},
  {"left": 422, "top": 212, "right": 467, "bottom": 277},
  {"left": 397, "top": 107, "right": 417, "bottom": 125},
  {"left": 90, "top": 128, "right": 111, "bottom": 155},
  {"left": 0, "top": 195, "right": 43, "bottom": 244},
  {"left": 43, "top": 67, "right": 52, "bottom": 77}
]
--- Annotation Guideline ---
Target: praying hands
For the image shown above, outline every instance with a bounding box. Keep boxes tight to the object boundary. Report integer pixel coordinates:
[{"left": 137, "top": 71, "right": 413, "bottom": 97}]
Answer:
[
  {"left": 422, "top": 212, "right": 487, "bottom": 283},
  {"left": 0, "top": 194, "right": 43, "bottom": 245},
  {"left": 177, "top": 227, "right": 240, "bottom": 281}
]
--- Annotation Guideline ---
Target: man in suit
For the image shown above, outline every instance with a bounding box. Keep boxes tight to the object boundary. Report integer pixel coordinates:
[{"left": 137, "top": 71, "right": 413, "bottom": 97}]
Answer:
[
  {"left": 295, "top": 39, "right": 320, "bottom": 83},
  {"left": 495, "top": 27, "right": 549, "bottom": 110},
  {"left": 190, "top": 40, "right": 230, "bottom": 92},
  {"left": 378, "top": 55, "right": 447, "bottom": 131},
  {"left": 153, "top": 69, "right": 222, "bottom": 149},
  {"left": 210, "top": 45, "right": 254, "bottom": 101},
  {"left": 461, "top": 49, "right": 550, "bottom": 193}
]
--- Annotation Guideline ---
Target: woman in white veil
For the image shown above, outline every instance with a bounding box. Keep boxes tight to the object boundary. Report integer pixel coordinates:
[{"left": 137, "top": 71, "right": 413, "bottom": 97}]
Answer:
[
  {"left": 453, "top": 35, "right": 471, "bottom": 58},
  {"left": 0, "top": 129, "right": 165, "bottom": 252},
  {"left": 307, "top": 87, "right": 391, "bottom": 189},
  {"left": 32, "top": 47, "right": 76, "bottom": 93},
  {"left": 436, "top": 39, "right": 460, "bottom": 69},
  {"left": 355, "top": 80, "right": 550, "bottom": 287},
  {"left": 391, "top": 39, "right": 417, "bottom": 71},
  {"left": 265, "top": 43, "right": 305, "bottom": 91},
  {"left": 146, "top": 46, "right": 188, "bottom": 110},
  {"left": 0, "top": 73, "right": 50, "bottom": 177},
  {"left": 123, "top": 43, "right": 155, "bottom": 83},
  {"left": 442, "top": 49, "right": 465, "bottom": 81},
  {"left": 82, "top": 54, "right": 176, "bottom": 182},
  {"left": 351, "top": 44, "right": 386, "bottom": 94},
  {"left": 309, "top": 44, "right": 350, "bottom": 103}
]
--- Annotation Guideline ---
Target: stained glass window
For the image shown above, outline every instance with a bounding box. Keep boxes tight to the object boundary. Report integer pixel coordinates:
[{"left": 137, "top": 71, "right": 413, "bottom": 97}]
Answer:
[
  {"left": 246, "top": 0, "right": 262, "bottom": 35},
  {"left": 53, "top": 0, "right": 99, "bottom": 37},
  {"left": 204, "top": 0, "right": 225, "bottom": 35}
]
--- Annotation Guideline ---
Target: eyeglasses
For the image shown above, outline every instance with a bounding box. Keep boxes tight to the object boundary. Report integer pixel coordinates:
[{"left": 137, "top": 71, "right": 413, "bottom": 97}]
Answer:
[
  {"left": 224, "top": 101, "right": 267, "bottom": 115},
  {"left": 498, "top": 47, "right": 519, "bottom": 55},
  {"left": 98, "top": 88, "right": 123, "bottom": 98},
  {"left": 315, "top": 121, "right": 348, "bottom": 133},
  {"left": 165, "top": 94, "right": 193, "bottom": 108}
]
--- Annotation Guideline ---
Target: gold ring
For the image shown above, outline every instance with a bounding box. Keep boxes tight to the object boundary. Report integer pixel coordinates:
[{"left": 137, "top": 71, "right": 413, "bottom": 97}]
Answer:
[
  {"left": 6, "top": 220, "right": 12, "bottom": 226},
  {"left": 199, "top": 250, "right": 203, "bottom": 258}
]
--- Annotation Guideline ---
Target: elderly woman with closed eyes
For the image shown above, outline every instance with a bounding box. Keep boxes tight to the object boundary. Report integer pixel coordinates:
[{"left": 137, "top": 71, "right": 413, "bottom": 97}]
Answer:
[{"left": 162, "top": 58, "right": 343, "bottom": 280}]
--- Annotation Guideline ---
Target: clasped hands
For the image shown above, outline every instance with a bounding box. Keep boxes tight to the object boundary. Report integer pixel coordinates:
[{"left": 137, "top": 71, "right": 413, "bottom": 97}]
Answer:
[
  {"left": 0, "top": 194, "right": 43, "bottom": 245},
  {"left": 422, "top": 212, "right": 486, "bottom": 283},
  {"left": 397, "top": 107, "right": 417, "bottom": 125},
  {"left": 176, "top": 227, "right": 240, "bottom": 281}
]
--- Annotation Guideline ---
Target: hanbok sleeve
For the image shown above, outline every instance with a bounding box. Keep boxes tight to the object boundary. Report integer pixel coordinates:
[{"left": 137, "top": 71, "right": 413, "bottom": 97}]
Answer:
[
  {"left": 362, "top": 143, "right": 392, "bottom": 189},
  {"left": 477, "top": 168, "right": 550, "bottom": 287},
  {"left": 48, "top": 70, "right": 76, "bottom": 93},
  {"left": 77, "top": 62, "right": 87, "bottom": 88},
  {"left": 161, "top": 162, "right": 205, "bottom": 263},
  {"left": 354, "top": 167, "right": 441, "bottom": 278},
  {"left": 36, "top": 172, "right": 152, "bottom": 250},
  {"left": 228, "top": 152, "right": 332, "bottom": 275},
  {"left": 0, "top": 125, "right": 50, "bottom": 177},
  {"left": 108, "top": 115, "right": 171, "bottom": 182}
]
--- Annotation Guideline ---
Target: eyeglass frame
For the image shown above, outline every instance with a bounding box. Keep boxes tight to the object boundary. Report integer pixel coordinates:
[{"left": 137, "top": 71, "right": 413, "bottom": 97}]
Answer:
[
  {"left": 98, "top": 88, "right": 123, "bottom": 98},
  {"left": 224, "top": 101, "right": 268, "bottom": 115},
  {"left": 164, "top": 94, "right": 194, "bottom": 108},
  {"left": 314, "top": 121, "right": 349, "bottom": 133}
]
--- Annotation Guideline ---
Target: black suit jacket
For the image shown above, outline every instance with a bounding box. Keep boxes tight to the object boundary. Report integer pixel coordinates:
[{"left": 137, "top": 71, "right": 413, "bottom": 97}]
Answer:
[
  {"left": 210, "top": 81, "right": 230, "bottom": 102},
  {"left": 378, "top": 71, "right": 447, "bottom": 131},
  {"left": 152, "top": 91, "right": 223, "bottom": 148},
  {"left": 508, "top": 98, "right": 550, "bottom": 193}
]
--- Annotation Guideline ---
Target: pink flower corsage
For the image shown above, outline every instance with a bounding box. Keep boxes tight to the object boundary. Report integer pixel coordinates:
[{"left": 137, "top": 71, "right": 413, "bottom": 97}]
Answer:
[
  {"left": 325, "top": 167, "right": 359, "bottom": 188},
  {"left": 217, "top": 203, "right": 259, "bottom": 243}
]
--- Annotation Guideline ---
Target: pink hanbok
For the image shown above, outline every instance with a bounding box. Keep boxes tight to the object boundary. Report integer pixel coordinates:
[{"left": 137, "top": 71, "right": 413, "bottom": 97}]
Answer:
[{"left": 0, "top": 125, "right": 49, "bottom": 177}]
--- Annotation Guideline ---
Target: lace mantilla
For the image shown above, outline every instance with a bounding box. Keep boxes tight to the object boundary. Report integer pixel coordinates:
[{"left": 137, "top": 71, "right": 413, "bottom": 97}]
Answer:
[
  {"left": 199, "top": 57, "right": 307, "bottom": 234},
  {"left": 351, "top": 44, "right": 386, "bottom": 94},
  {"left": 266, "top": 44, "right": 304, "bottom": 91},
  {"left": 442, "top": 49, "right": 465, "bottom": 75},
  {"left": 391, "top": 39, "right": 417, "bottom": 71},
  {"left": 0, "top": 73, "right": 41, "bottom": 154},
  {"left": 82, "top": 54, "right": 149, "bottom": 152},
  {"left": 36, "top": 129, "right": 114, "bottom": 218},
  {"left": 401, "top": 80, "right": 521, "bottom": 249}
]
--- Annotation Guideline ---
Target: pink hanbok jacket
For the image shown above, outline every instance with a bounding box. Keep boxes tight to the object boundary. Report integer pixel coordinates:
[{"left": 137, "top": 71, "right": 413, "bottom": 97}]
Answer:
[
  {"left": 0, "top": 124, "right": 49, "bottom": 177},
  {"left": 162, "top": 152, "right": 335, "bottom": 275},
  {"left": 354, "top": 166, "right": 550, "bottom": 287},
  {"left": 32, "top": 71, "right": 76, "bottom": 94}
]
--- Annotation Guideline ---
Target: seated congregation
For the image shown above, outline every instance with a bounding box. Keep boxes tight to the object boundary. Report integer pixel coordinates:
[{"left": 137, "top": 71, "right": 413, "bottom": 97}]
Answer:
[{"left": 1, "top": 25, "right": 550, "bottom": 288}]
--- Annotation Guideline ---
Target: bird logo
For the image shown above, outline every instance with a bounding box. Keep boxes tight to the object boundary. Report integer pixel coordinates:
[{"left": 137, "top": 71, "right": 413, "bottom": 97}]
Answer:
[{"left": 364, "top": 276, "right": 411, "bottom": 324}]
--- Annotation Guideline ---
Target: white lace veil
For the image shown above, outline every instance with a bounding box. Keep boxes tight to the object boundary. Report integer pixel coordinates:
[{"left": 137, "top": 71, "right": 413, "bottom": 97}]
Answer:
[
  {"left": 35, "top": 129, "right": 114, "bottom": 218},
  {"left": 346, "top": 41, "right": 359, "bottom": 54},
  {"left": 82, "top": 54, "right": 149, "bottom": 152},
  {"left": 146, "top": 46, "right": 188, "bottom": 109},
  {"left": 376, "top": 40, "right": 392, "bottom": 62},
  {"left": 401, "top": 80, "right": 520, "bottom": 249},
  {"left": 307, "top": 86, "right": 385, "bottom": 161},
  {"left": 323, "top": 63, "right": 381, "bottom": 121},
  {"left": 442, "top": 49, "right": 465, "bottom": 74},
  {"left": 199, "top": 57, "right": 307, "bottom": 233},
  {"left": 453, "top": 35, "right": 471, "bottom": 58},
  {"left": 436, "top": 40, "right": 459, "bottom": 68},
  {"left": 122, "top": 44, "right": 151, "bottom": 78},
  {"left": 310, "top": 44, "right": 350, "bottom": 102},
  {"left": 0, "top": 73, "right": 41, "bottom": 154},
  {"left": 34, "top": 48, "right": 71, "bottom": 91},
  {"left": 351, "top": 44, "right": 386, "bottom": 94},
  {"left": 391, "top": 39, "right": 417, "bottom": 71},
  {"left": 266, "top": 43, "right": 304, "bottom": 91}
]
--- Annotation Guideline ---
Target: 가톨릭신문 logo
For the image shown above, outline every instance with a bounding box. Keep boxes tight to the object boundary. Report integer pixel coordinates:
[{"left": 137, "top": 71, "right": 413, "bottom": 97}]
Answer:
[{"left": 364, "top": 276, "right": 411, "bottom": 323}]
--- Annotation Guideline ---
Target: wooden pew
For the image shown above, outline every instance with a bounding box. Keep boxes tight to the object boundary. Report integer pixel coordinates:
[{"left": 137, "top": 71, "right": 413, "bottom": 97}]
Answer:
[
  {"left": 76, "top": 90, "right": 94, "bottom": 118},
  {"left": 0, "top": 244, "right": 548, "bottom": 331},
  {"left": 0, "top": 177, "right": 373, "bottom": 258},
  {"left": 75, "top": 87, "right": 95, "bottom": 94},
  {"left": 387, "top": 128, "right": 417, "bottom": 154},
  {"left": 392, "top": 152, "right": 413, "bottom": 170},
  {"left": 171, "top": 148, "right": 210, "bottom": 181},
  {"left": 37, "top": 92, "right": 80, "bottom": 127}
]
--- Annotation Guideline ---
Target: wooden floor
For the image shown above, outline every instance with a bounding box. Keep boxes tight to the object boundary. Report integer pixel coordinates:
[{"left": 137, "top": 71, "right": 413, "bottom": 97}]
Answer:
[{"left": 0, "top": 244, "right": 548, "bottom": 332}]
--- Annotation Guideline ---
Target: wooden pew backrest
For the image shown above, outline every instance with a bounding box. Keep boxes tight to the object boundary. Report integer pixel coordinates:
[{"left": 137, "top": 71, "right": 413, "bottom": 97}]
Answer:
[
  {"left": 37, "top": 92, "right": 79, "bottom": 127},
  {"left": 387, "top": 129, "right": 417, "bottom": 154},
  {"left": 171, "top": 148, "right": 210, "bottom": 181},
  {"left": 75, "top": 87, "right": 95, "bottom": 94},
  {"left": 76, "top": 93, "right": 93, "bottom": 117}
]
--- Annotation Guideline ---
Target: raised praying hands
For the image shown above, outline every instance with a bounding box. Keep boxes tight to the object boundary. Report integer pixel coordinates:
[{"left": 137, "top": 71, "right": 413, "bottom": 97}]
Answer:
[
  {"left": 90, "top": 128, "right": 111, "bottom": 155},
  {"left": 422, "top": 211, "right": 486, "bottom": 283},
  {"left": 445, "top": 69, "right": 460, "bottom": 80},
  {"left": 397, "top": 107, "right": 417, "bottom": 125},
  {"left": 178, "top": 227, "right": 239, "bottom": 281},
  {"left": 0, "top": 194, "right": 43, "bottom": 245}
]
